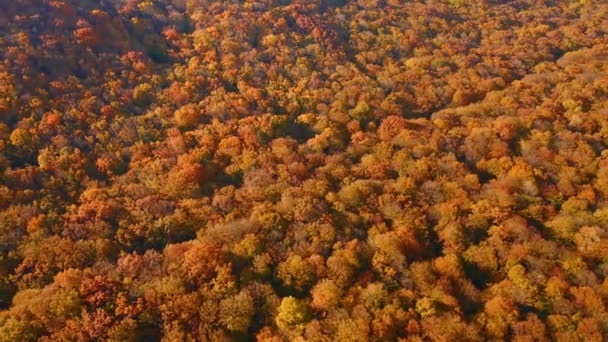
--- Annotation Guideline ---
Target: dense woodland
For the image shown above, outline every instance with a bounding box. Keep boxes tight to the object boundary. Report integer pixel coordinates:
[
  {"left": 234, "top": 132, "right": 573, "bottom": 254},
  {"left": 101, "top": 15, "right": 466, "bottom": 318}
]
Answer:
[{"left": 1, "top": 0, "right": 608, "bottom": 340}]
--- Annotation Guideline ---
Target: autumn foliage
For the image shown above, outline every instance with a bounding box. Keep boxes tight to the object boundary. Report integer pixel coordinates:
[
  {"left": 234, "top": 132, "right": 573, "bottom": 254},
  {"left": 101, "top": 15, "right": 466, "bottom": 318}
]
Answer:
[{"left": 1, "top": 0, "right": 608, "bottom": 340}]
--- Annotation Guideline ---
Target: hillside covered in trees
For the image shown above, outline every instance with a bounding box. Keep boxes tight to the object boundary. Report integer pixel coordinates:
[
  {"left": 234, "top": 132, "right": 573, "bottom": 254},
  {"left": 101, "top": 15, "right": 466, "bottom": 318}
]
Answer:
[{"left": 1, "top": 0, "right": 608, "bottom": 340}]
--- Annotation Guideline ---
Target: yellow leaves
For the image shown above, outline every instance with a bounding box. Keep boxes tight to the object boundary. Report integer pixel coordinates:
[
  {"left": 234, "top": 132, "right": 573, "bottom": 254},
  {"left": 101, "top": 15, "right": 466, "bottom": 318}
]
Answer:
[
  {"left": 392, "top": 129, "right": 427, "bottom": 151},
  {"left": 9, "top": 128, "right": 32, "bottom": 147},
  {"left": 432, "top": 118, "right": 448, "bottom": 130},
  {"left": 133, "top": 83, "right": 153, "bottom": 105},
  {"left": 349, "top": 101, "right": 372, "bottom": 120},
  {"left": 562, "top": 98, "right": 583, "bottom": 112},
  {"left": 275, "top": 297, "right": 310, "bottom": 335},
  {"left": 404, "top": 56, "right": 432, "bottom": 69},
  {"left": 217, "top": 136, "right": 242, "bottom": 158},
  {"left": 277, "top": 255, "right": 315, "bottom": 292},
  {"left": 335, "top": 317, "right": 370, "bottom": 342},
  {"left": 306, "top": 127, "right": 339, "bottom": 152},
  {"left": 448, "top": 0, "right": 466, "bottom": 10},
  {"left": 36, "top": 148, "right": 54, "bottom": 171},
  {"left": 561, "top": 256, "right": 587, "bottom": 277},
  {"left": 471, "top": 198, "right": 508, "bottom": 222},
  {"left": 547, "top": 314, "right": 574, "bottom": 334},
  {"left": 338, "top": 180, "right": 377, "bottom": 208},
  {"left": 415, "top": 297, "right": 436, "bottom": 317},
  {"left": 561, "top": 197, "right": 589, "bottom": 214},
  {"left": 361, "top": 283, "right": 389, "bottom": 311},
  {"left": 251, "top": 203, "right": 284, "bottom": 230},
  {"left": 277, "top": 189, "right": 324, "bottom": 222},
  {"left": 334, "top": 65, "right": 355, "bottom": 79},
  {"left": 463, "top": 173, "right": 481, "bottom": 191},
  {"left": 0, "top": 315, "right": 43, "bottom": 342},
  {"left": 232, "top": 234, "right": 260, "bottom": 259},
  {"left": 16, "top": 32, "right": 30, "bottom": 46},
  {"left": 252, "top": 253, "right": 272, "bottom": 277},
  {"left": 219, "top": 291, "right": 255, "bottom": 333},
  {"left": 297, "top": 112, "right": 316, "bottom": 126},
  {"left": 327, "top": 242, "right": 361, "bottom": 286},
  {"left": 370, "top": 231, "right": 405, "bottom": 268},
  {"left": 507, "top": 264, "right": 532, "bottom": 289},
  {"left": 546, "top": 213, "right": 595, "bottom": 242},
  {"left": 136, "top": 1, "right": 154, "bottom": 12}
]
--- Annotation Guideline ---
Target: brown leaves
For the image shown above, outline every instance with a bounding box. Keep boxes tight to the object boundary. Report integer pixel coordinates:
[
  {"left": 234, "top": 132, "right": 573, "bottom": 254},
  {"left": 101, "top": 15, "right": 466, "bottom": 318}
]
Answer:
[
  {"left": 183, "top": 242, "right": 225, "bottom": 284},
  {"left": 79, "top": 276, "right": 116, "bottom": 307}
]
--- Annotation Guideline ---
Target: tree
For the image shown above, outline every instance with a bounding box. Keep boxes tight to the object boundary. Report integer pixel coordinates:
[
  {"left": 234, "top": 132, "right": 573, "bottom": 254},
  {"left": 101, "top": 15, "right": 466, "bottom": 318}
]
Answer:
[
  {"left": 277, "top": 255, "right": 315, "bottom": 293},
  {"left": 310, "top": 279, "right": 341, "bottom": 310},
  {"left": 174, "top": 104, "right": 201, "bottom": 129},
  {"left": 219, "top": 291, "right": 255, "bottom": 333},
  {"left": 275, "top": 297, "right": 310, "bottom": 336}
]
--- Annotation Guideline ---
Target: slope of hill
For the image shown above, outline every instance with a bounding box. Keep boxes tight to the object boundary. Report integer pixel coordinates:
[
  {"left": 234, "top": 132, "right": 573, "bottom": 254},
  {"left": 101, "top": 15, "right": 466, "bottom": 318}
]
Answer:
[{"left": 1, "top": 0, "right": 608, "bottom": 340}]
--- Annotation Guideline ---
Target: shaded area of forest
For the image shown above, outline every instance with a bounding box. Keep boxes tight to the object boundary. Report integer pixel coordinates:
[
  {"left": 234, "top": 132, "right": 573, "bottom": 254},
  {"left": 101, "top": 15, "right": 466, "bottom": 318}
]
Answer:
[{"left": 1, "top": 0, "right": 608, "bottom": 340}]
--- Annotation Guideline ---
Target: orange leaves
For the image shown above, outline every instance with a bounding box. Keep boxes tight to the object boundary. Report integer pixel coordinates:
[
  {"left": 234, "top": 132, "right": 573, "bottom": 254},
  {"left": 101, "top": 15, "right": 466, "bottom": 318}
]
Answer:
[
  {"left": 378, "top": 115, "right": 408, "bottom": 141},
  {"left": 162, "top": 28, "right": 181, "bottom": 41},
  {"left": 163, "top": 82, "right": 190, "bottom": 106},
  {"left": 114, "top": 293, "right": 144, "bottom": 317},
  {"left": 2, "top": 0, "right": 608, "bottom": 340},
  {"left": 174, "top": 104, "right": 201, "bottom": 129},
  {"left": 89, "top": 9, "right": 109, "bottom": 22},
  {"left": 217, "top": 136, "right": 242, "bottom": 158},
  {"left": 95, "top": 157, "right": 114, "bottom": 176},
  {"left": 483, "top": 296, "right": 519, "bottom": 339},
  {"left": 462, "top": 127, "right": 510, "bottom": 164},
  {"left": 311, "top": 27, "right": 323, "bottom": 40},
  {"left": 183, "top": 242, "right": 225, "bottom": 284},
  {"left": 48, "top": 1, "right": 76, "bottom": 18},
  {"left": 74, "top": 28, "right": 102, "bottom": 47},
  {"left": 100, "top": 105, "right": 117, "bottom": 118},
  {"left": 311, "top": 279, "right": 341, "bottom": 310},
  {"left": 45, "top": 112, "right": 61, "bottom": 126},
  {"left": 79, "top": 276, "right": 116, "bottom": 307},
  {"left": 164, "top": 153, "right": 207, "bottom": 197},
  {"left": 121, "top": 51, "right": 149, "bottom": 73}
]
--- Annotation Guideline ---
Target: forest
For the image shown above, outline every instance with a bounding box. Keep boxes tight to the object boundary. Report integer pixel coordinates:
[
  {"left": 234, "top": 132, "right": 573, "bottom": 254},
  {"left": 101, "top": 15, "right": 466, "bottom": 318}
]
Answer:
[{"left": 1, "top": 0, "right": 608, "bottom": 340}]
